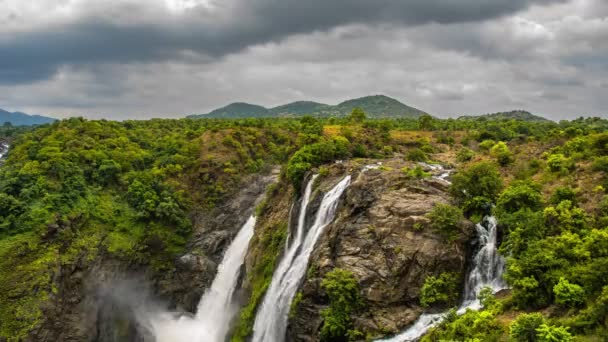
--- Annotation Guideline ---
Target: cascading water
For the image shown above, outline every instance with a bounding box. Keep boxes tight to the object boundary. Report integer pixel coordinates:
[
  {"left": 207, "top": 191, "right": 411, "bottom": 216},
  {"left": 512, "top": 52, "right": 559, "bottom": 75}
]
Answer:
[
  {"left": 418, "top": 162, "right": 452, "bottom": 183},
  {"left": 0, "top": 143, "right": 9, "bottom": 160},
  {"left": 378, "top": 167, "right": 506, "bottom": 342},
  {"left": 378, "top": 216, "right": 506, "bottom": 342},
  {"left": 459, "top": 216, "right": 507, "bottom": 311},
  {"left": 252, "top": 175, "right": 351, "bottom": 342},
  {"left": 149, "top": 215, "right": 257, "bottom": 342}
]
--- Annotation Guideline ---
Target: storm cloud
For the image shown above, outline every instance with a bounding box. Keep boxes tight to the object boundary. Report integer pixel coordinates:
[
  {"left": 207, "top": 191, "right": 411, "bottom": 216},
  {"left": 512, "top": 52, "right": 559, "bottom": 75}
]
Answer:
[
  {"left": 0, "top": 0, "right": 606, "bottom": 119},
  {"left": 0, "top": 0, "right": 570, "bottom": 84}
]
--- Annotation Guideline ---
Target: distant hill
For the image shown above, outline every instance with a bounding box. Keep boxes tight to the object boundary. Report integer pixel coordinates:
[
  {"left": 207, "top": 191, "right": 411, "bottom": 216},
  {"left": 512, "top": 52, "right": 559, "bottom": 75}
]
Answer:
[
  {"left": 203, "top": 102, "right": 269, "bottom": 119},
  {"left": 269, "top": 101, "right": 330, "bottom": 117},
  {"left": 188, "top": 95, "right": 429, "bottom": 119},
  {"left": 333, "top": 95, "right": 427, "bottom": 118},
  {"left": 0, "top": 109, "right": 56, "bottom": 126},
  {"left": 458, "top": 110, "right": 549, "bottom": 122}
]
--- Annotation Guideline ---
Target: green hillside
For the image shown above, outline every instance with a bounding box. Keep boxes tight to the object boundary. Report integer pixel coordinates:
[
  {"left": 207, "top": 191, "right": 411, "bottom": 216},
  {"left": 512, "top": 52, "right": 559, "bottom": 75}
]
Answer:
[
  {"left": 188, "top": 95, "right": 429, "bottom": 119},
  {"left": 200, "top": 102, "right": 270, "bottom": 119},
  {"left": 459, "top": 110, "right": 549, "bottom": 122},
  {"left": 269, "top": 101, "right": 330, "bottom": 116},
  {"left": 334, "top": 95, "right": 427, "bottom": 118}
]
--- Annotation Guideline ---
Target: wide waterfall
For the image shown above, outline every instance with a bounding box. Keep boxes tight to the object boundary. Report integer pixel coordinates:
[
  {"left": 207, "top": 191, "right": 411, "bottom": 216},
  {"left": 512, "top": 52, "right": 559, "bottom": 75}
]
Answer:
[
  {"left": 149, "top": 215, "right": 257, "bottom": 342},
  {"left": 378, "top": 216, "right": 506, "bottom": 342},
  {"left": 252, "top": 175, "right": 351, "bottom": 342}
]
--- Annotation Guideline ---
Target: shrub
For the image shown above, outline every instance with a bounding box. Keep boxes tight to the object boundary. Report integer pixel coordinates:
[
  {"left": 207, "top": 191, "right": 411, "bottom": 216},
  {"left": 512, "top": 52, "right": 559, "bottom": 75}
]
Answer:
[
  {"left": 592, "top": 156, "right": 608, "bottom": 173},
  {"left": 553, "top": 277, "right": 585, "bottom": 308},
  {"left": 543, "top": 200, "right": 587, "bottom": 234},
  {"left": 420, "top": 272, "right": 460, "bottom": 308},
  {"left": 406, "top": 148, "right": 428, "bottom": 162},
  {"left": 536, "top": 324, "right": 573, "bottom": 342},
  {"left": 422, "top": 309, "right": 504, "bottom": 341},
  {"left": 456, "top": 147, "right": 475, "bottom": 163},
  {"left": 547, "top": 153, "right": 574, "bottom": 173},
  {"left": 320, "top": 268, "right": 363, "bottom": 341},
  {"left": 427, "top": 203, "right": 464, "bottom": 240},
  {"left": 549, "top": 186, "right": 578, "bottom": 206},
  {"left": 510, "top": 313, "right": 546, "bottom": 342},
  {"left": 402, "top": 166, "right": 430, "bottom": 179},
  {"left": 479, "top": 139, "right": 496, "bottom": 152},
  {"left": 490, "top": 141, "right": 514, "bottom": 166},
  {"left": 592, "top": 133, "right": 608, "bottom": 155}
]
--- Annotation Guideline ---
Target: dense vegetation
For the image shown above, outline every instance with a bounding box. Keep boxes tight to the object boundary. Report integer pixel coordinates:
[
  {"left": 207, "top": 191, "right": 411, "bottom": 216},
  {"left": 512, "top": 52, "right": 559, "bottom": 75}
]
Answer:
[
  {"left": 421, "top": 119, "right": 608, "bottom": 340},
  {"left": 1, "top": 110, "right": 608, "bottom": 341}
]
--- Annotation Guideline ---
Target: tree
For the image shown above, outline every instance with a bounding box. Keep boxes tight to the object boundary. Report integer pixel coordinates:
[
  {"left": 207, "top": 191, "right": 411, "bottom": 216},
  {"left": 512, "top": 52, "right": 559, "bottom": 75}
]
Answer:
[
  {"left": 320, "top": 268, "right": 363, "bottom": 341},
  {"left": 349, "top": 108, "right": 367, "bottom": 122},
  {"left": 496, "top": 181, "right": 543, "bottom": 215},
  {"left": 418, "top": 114, "right": 434, "bottom": 130},
  {"left": 450, "top": 161, "right": 503, "bottom": 216}
]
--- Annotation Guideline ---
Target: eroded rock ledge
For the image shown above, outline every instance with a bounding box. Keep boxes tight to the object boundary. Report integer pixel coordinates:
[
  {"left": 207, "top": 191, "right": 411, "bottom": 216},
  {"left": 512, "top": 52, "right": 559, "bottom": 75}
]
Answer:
[{"left": 288, "top": 158, "right": 474, "bottom": 341}]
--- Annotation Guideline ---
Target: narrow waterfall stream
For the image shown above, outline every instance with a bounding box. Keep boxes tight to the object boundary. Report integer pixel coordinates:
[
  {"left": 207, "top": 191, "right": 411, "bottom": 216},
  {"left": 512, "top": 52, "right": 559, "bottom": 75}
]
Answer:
[
  {"left": 149, "top": 215, "right": 257, "bottom": 342},
  {"left": 378, "top": 164, "right": 506, "bottom": 342},
  {"left": 252, "top": 175, "right": 352, "bottom": 342},
  {"left": 459, "top": 216, "right": 507, "bottom": 311},
  {"left": 378, "top": 216, "right": 506, "bottom": 342},
  {"left": 0, "top": 143, "right": 9, "bottom": 160}
]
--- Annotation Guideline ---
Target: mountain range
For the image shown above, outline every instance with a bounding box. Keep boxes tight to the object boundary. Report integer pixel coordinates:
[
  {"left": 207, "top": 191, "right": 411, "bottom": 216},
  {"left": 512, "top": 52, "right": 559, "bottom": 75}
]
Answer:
[
  {"left": 0, "top": 109, "right": 56, "bottom": 126},
  {"left": 188, "top": 95, "right": 429, "bottom": 119}
]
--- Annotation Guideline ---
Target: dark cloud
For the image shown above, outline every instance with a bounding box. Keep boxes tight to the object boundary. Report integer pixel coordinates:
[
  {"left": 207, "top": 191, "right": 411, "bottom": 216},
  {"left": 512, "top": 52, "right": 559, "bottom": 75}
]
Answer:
[{"left": 0, "top": 0, "right": 568, "bottom": 84}]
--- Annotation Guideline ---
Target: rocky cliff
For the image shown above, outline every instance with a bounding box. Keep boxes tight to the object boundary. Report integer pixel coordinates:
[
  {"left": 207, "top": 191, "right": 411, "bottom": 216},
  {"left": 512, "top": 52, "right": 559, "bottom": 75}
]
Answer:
[
  {"left": 285, "top": 159, "right": 474, "bottom": 341},
  {"left": 22, "top": 170, "right": 278, "bottom": 342}
]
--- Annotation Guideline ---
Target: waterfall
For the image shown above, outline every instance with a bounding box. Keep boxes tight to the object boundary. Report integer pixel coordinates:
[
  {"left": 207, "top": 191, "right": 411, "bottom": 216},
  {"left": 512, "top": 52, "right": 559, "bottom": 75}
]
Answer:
[
  {"left": 377, "top": 216, "right": 506, "bottom": 342},
  {"left": 459, "top": 216, "right": 507, "bottom": 311},
  {"left": 149, "top": 215, "right": 257, "bottom": 342},
  {"left": 0, "top": 143, "right": 8, "bottom": 160},
  {"left": 252, "top": 175, "right": 351, "bottom": 342}
]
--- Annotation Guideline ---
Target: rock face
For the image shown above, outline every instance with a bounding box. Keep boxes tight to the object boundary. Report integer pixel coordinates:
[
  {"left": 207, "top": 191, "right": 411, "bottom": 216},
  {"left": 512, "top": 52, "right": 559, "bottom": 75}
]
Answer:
[
  {"left": 157, "top": 169, "right": 280, "bottom": 313},
  {"left": 288, "top": 159, "right": 473, "bottom": 341}
]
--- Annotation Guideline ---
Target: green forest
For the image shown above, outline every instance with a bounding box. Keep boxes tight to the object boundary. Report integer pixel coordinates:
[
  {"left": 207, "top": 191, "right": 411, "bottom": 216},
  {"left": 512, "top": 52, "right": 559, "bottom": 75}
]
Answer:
[{"left": 1, "top": 111, "right": 608, "bottom": 341}]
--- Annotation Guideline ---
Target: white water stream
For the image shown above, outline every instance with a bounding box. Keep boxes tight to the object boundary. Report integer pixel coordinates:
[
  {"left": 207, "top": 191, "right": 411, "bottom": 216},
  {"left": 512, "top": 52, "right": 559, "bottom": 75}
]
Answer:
[
  {"left": 0, "top": 143, "right": 9, "bottom": 160},
  {"left": 378, "top": 165, "right": 506, "bottom": 342},
  {"left": 252, "top": 175, "right": 351, "bottom": 342},
  {"left": 149, "top": 215, "right": 257, "bottom": 342}
]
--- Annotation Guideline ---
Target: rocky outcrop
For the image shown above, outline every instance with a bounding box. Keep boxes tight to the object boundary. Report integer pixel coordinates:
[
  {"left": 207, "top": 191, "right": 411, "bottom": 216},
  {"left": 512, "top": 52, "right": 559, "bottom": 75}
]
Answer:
[
  {"left": 288, "top": 159, "right": 474, "bottom": 341},
  {"left": 157, "top": 168, "right": 280, "bottom": 313},
  {"left": 25, "top": 169, "right": 278, "bottom": 342}
]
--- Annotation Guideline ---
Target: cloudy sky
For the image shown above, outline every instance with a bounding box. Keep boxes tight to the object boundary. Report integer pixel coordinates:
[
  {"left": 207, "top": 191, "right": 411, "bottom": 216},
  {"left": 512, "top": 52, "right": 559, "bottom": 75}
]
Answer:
[{"left": 0, "top": 0, "right": 606, "bottom": 120}]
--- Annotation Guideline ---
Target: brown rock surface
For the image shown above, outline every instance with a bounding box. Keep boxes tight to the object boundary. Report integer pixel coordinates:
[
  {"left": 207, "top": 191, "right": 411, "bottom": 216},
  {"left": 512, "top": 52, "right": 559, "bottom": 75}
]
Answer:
[{"left": 288, "top": 159, "right": 473, "bottom": 341}]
